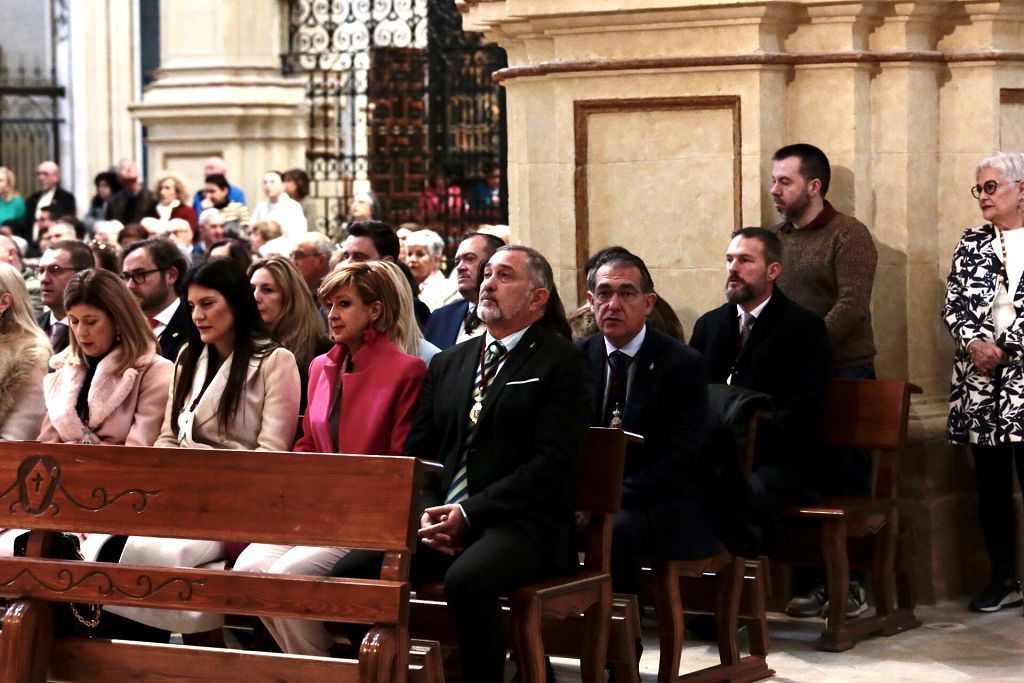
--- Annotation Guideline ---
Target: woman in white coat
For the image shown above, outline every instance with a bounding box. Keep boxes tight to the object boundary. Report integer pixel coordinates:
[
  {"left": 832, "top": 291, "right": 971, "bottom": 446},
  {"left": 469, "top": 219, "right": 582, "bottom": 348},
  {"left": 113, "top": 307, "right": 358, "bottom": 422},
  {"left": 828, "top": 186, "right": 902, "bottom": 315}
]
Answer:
[{"left": 107, "top": 257, "right": 300, "bottom": 640}]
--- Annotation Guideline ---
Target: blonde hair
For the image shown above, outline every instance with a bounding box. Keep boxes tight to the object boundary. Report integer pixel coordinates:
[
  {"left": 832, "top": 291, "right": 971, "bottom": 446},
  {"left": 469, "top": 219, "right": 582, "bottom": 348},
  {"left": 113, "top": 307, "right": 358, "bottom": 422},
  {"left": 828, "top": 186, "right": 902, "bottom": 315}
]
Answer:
[
  {"left": 0, "top": 167, "right": 17, "bottom": 201},
  {"left": 155, "top": 171, "right": 189, "bottom": 203},
  {"left": 368, "top": 260, "right": 422, "bottom": 356},
  {"left": 0, "top": 263, "right": 48, "bottom": 346},
  {"left": 318, "top": 262, "right": 402, "bottom": 338},
  {"left": 246, "top": 256, "right": 326, "bottom": 369},
  {"left": 249, "top": 220, "right": 283, "bottom": 243},
  {"left": 63, "top": 269, "right": 156, "bottom": 374}
]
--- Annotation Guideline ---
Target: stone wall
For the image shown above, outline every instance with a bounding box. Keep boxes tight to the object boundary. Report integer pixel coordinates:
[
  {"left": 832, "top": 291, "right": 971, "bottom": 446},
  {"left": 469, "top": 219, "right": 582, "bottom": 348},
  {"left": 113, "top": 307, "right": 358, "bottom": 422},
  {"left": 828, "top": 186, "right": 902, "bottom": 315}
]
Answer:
[{"left": 460, "top": 0, "right": 1024, "bottom": 602}]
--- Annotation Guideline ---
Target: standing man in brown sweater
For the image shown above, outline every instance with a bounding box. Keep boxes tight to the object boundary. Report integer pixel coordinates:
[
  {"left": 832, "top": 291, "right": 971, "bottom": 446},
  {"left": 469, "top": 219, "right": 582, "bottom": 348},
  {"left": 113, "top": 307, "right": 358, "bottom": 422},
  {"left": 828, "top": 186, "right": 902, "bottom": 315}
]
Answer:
[{"left": 768, "top": 143, "right": 879, "bottom": 619}]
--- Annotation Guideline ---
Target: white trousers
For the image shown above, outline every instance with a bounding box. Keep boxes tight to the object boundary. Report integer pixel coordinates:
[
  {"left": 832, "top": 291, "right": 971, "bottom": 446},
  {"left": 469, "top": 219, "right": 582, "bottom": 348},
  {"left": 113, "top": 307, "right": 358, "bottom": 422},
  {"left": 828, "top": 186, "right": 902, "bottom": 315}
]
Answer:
[
  {"left": 233, "top": 543, "right": 351, "bottom": 655},
  {"left": 104, "top": 537, "right": 226, "bottom": 634}
]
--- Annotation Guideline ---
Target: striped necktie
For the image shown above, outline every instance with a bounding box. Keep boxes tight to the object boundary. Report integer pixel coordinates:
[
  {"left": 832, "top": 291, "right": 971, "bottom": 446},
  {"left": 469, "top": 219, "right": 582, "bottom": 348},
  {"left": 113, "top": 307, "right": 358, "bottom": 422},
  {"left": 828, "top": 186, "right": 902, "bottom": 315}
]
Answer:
[{"left": 445, "top": 340, "right": 506, "bottom": 505}]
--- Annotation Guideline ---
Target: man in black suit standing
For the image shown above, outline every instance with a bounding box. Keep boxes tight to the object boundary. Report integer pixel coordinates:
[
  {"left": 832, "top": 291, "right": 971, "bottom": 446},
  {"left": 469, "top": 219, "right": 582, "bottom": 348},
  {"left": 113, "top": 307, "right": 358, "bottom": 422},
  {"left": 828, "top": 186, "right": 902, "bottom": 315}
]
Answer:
[
  {"left": 578, "top": 249, "right": 718, "bottom": 602},
  {"left": 23, "top": 161, "right": 77, "bottom": 257},
  {"left": 690, "top": 228, "right": 832, "bottom": 513},
  {"left": 423, "top": 231, "right": 504, "bottom": 350},
  {"left": 36, "top": 240, "right": 93, "bottom": 355},
  {"left": 404, "top": 244, "right": 591, "bottom": 681},
  {"left": 121, "top": 238, "right": 189, "bottom": 360}
]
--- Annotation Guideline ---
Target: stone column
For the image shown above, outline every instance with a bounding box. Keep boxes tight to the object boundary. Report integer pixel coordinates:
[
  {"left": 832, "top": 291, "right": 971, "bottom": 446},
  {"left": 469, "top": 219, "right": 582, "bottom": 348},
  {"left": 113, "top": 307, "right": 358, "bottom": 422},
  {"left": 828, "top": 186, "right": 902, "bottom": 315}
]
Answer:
[
  {"left": 129, "top": 0, "right": 307, "bottom": 204},
  {"left": 460, "top": 0, "right": 1024, "bottom": 602}
]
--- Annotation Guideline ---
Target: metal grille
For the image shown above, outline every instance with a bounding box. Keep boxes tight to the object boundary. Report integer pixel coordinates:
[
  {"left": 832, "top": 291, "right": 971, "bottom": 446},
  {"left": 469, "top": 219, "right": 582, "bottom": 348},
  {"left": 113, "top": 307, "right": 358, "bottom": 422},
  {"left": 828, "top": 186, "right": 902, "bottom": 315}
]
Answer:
[
  {"left": 0, "top": 0, "right": 65, "bottom": 210},
  {"left": 284, "top": 0, "right": 506, "bottom": 247}
]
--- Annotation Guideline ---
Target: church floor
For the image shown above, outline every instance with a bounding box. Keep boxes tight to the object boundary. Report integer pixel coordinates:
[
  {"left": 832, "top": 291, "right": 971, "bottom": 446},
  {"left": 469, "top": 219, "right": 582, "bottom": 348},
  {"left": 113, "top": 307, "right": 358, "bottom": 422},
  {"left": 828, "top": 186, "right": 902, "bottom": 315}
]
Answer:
[{"left": 547, "top": 601, "right": 1024, "bottom": 682}]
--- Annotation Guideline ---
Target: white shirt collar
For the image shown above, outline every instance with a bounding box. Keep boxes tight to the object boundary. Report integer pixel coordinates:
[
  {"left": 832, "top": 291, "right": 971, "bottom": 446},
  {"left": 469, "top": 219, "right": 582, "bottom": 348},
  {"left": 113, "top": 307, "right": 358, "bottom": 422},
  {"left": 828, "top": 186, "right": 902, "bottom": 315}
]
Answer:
[
  {"left": 153, "top": 298, "right": 180, "bottom": 326},
  {"left": 603, "top": 324, "right": 646, "bottom": 358},
  {"left": 484, "top": 324, "right": 531, "bottom": 354},
  {"left": 736, "top": 295, "right": 772, "bottom": 322}
]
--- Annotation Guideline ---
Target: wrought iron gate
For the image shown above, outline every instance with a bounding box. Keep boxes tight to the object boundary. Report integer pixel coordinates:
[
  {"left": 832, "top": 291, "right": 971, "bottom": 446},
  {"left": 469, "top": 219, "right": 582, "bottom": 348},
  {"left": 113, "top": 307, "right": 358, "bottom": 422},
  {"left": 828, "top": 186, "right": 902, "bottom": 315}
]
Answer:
[
  {"left": 284, "top": 0, "right": 507, "bottom": 246},
  {"left": 0, "top": 0, "right": 66, "bottom": 206}
]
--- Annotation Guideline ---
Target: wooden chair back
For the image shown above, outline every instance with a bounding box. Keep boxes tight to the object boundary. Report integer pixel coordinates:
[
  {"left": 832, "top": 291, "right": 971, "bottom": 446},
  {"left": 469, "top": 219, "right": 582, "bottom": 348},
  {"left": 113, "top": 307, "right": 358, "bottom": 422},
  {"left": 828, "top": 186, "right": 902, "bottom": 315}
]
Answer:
[
  {"left": 576, "top": 427, "right": 627, "bottom": 575},
  {"left": 822, "top": 379, "right": 921, "bottom": 499}
]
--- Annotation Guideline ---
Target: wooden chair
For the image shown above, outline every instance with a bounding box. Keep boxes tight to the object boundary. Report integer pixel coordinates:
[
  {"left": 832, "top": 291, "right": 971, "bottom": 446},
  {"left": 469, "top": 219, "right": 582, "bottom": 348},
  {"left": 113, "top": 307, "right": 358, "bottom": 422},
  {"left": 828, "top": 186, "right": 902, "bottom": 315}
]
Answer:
[
  {"left": 410, "top": 426, "right": 627, "bottom": 682},
  {"left": 0, "top": 442, "right": 440, "bottom": 683},
  {"left": 772, "top": 378, "right": 922, "bottom": 652},
  {"left": 646, "top": 384, "right": 775, "bottom": 682}
]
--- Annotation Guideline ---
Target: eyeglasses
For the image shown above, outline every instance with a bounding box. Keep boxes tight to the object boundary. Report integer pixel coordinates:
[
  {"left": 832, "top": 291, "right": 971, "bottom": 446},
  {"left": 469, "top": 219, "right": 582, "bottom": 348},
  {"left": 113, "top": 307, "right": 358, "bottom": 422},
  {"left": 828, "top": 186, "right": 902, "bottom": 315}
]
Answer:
[
  {"left": 291, "top": 250, "right": 311, "bottom": 260},
  {"left": 119, "top": 268, "right": 164, "bottom": 284},
  {"left": 34, "top": 264, "right": 79, "bottom": 278},
  {"left": 592, "top": 287, "right": 643, "bottom": 304},
  {"left": 971, "top": 180, "right": 1022, "bottom": 198}
]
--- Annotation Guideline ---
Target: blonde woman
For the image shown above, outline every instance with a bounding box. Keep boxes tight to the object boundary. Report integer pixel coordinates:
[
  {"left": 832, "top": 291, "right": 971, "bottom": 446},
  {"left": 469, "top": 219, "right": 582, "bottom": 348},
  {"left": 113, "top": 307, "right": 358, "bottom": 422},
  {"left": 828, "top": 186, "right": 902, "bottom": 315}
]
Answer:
[
  {"left": 248, "top": 255, "right": 331, "bottom": 412},
  {"left": 0, "top": 263, "right": 50, "bottom": 441},
  {"left": 234, "top": 261, "right": 427, "bottom": 656},
  {"left": 372, "top": 259, "right": 440, "bottom": 364},
  {"left": 38, "top": 269, "right": 172, "bottom": 447},
  {"left": 0, "top": 167, "right": 25, "bottom": 230}
]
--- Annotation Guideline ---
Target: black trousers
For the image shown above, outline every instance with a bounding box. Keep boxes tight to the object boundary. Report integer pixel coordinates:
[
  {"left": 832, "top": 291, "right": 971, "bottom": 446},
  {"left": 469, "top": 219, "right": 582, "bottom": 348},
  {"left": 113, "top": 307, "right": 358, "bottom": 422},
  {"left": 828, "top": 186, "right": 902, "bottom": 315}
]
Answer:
[
  {"left": 333, "top": 524, "right": 557, "bottom": 683},
  {"left": 972, "top": 444, "right": 1024, "bottom": 582}
]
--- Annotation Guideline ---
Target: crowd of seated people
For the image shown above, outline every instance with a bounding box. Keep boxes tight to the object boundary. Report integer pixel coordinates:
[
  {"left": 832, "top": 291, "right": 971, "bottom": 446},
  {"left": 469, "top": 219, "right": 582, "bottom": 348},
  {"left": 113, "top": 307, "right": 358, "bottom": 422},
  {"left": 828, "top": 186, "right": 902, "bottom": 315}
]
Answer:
[{"left": 2, "top": 143, "right": 1016, "bottom": 680}]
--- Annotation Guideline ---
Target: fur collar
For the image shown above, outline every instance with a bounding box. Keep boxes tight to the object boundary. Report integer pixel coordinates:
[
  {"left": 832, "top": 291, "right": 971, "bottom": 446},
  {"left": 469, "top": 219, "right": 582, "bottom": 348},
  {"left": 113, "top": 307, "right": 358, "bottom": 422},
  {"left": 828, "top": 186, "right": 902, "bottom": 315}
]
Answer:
[
  {"left": 44, "top": 345, "right": 156, "bottom": 441},
  {"left": 0, "top": 332, "right": 50, "bottom": 422}
]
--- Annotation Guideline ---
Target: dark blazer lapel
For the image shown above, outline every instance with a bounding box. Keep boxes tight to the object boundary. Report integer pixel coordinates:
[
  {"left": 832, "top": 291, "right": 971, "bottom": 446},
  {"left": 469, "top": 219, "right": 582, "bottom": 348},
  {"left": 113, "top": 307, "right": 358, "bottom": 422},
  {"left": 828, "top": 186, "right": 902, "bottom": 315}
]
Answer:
[
  {"left": 739, "top": 294, "right": 782, "bottom": 358},
  {"left": 473, "top": 326, "right": 540, "bottom": 428},
  {"left": 585, "top": 336, "right": 607, "bottom": 424},
  {"left": 449, "top": 300, "right": 470, "bottom": 343},
  {"left": 625, "top": 330, "right": 660, "bottom": 426}
]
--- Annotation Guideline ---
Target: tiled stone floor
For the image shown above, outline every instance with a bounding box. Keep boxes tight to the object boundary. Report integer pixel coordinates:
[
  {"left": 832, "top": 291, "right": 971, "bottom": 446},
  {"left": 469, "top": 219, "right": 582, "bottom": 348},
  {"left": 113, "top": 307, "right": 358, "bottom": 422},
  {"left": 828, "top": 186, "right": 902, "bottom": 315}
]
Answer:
[{"left": 549, "top": 601, "right": 1024, "bottom": 682}]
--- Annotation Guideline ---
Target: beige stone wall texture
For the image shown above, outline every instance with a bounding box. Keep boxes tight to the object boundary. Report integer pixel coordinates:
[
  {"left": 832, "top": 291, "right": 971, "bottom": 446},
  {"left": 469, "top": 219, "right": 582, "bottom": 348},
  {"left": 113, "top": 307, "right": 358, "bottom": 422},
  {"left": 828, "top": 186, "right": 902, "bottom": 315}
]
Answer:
[{"left": 460, "top": 0, "right": 1024, "bottom": 602}]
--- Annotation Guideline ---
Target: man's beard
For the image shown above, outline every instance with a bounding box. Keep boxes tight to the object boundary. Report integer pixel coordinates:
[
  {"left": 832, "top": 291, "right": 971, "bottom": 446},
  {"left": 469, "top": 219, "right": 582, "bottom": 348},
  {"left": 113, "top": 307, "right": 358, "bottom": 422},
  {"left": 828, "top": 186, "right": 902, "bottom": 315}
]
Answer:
[
  {"left": 478, "top": 291, "right": 529, "bottom": 324},
  {"left": 724, "top": 281, "right": 754, "bottom": 305},
  {"left": 778, "top": 187, "right": 811, "bottom": 221}
]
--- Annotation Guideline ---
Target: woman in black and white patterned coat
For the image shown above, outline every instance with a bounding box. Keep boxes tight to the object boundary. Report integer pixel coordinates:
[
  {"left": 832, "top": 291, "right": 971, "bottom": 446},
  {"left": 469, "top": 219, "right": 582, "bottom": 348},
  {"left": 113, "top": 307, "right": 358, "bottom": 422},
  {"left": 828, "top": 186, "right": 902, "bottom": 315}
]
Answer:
[{"left": 945, "top": 151, "right": 1024, "bottom": 614}]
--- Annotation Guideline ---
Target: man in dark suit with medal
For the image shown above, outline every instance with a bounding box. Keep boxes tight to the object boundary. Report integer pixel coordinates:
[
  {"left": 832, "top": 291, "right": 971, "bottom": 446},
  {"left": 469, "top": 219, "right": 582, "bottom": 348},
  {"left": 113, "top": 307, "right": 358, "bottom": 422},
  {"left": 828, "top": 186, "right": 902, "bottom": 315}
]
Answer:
[
  {"left": 690, "top": 228, "right": 832, "bottom": 514},
  {"left": 577, "top": 249, "right": 718, "bottom": 605},
  {"left": 404, "top": 244, "right": 592, "bottom": 682}
]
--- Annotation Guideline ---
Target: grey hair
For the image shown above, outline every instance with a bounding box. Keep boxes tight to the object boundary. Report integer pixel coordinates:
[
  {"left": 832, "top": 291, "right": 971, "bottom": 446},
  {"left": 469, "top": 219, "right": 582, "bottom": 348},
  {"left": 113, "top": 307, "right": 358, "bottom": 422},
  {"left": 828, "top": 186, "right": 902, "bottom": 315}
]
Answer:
[
  {"left": 297, "top": 231, "right": 334, "bottom": 257},
  {"left": 405, "top": 229, "right": 444, "bottom": 259},
  {"left": 496, "top": 244, "right": 554, "bottom": 291},
  {"left": 976, "top": 152, "right": 1024, "bottom": 183}
]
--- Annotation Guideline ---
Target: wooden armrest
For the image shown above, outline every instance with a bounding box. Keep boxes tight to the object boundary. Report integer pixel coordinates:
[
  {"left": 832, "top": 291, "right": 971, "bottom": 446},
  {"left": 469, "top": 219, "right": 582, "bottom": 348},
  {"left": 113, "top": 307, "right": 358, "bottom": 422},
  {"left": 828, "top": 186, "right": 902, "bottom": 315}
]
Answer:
[{"left": 784, "top": 496, "right": 896, "bottom": 518}]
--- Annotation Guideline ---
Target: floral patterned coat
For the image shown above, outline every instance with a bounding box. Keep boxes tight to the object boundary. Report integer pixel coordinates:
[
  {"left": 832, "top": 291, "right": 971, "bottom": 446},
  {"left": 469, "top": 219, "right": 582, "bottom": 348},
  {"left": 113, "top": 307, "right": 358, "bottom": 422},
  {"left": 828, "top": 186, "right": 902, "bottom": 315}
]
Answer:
[{"left": 944, "top": 223, "right": 1024, "bottom": 445}]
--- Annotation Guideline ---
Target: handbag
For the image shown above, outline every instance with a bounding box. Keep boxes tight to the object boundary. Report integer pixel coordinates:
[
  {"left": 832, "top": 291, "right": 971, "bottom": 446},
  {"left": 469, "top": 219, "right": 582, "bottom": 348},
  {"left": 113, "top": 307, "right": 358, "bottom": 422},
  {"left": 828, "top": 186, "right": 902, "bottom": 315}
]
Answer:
[{"left": 13, "top": 531, "right": 101, "bottom": 635}]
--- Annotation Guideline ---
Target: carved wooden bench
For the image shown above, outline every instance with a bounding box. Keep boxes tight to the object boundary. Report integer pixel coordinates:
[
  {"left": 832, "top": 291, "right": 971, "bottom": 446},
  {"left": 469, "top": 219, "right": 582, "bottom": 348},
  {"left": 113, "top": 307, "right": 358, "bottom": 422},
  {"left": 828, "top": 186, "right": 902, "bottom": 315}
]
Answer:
[{"left": 0, "top": 441, "right": 440, "bottom": 683}]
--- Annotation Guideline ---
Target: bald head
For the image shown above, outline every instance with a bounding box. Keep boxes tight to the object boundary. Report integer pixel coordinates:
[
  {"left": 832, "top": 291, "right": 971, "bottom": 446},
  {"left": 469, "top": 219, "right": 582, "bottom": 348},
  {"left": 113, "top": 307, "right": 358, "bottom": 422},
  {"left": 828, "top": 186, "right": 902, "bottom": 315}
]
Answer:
[{"left": 36, "top": 161, "right": 59, "bottom": 191}]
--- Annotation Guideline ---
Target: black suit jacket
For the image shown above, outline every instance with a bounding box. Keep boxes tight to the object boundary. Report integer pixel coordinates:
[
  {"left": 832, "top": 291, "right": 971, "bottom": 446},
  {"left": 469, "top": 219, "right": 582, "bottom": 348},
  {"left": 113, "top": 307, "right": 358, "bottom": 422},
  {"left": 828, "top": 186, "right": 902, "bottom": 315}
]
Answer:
[
  {"left": 690, "top": 289, "right": 832, "bottom": 498},
  {"left": 37, "top": 309, "right": 68, "bottom": 355},
  {"left": 404, "top": 325, "right": 592, "bottom": 568},
  {"left": 423, "top": 299, "right": 470, "bottom": 350},
  {"left": 158, "top": 301, "right": 190, "bottom": 361},
  {"left": 21, "top": 187, "right": 77, "bottom": 255},
  {"left": 578, "top": 327, "right": 718, "bottom": 558},
  {"left": 105, "top": 188, "right": 158, "bottom": 224}
]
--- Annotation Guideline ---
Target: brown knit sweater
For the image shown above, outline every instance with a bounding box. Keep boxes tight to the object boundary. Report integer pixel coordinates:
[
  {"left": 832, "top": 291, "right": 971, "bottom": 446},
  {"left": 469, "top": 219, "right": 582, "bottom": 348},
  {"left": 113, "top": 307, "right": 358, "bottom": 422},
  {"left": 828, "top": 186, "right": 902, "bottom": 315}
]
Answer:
[{"left": 771, "top": 202, "right": 877, "bottom": 366}]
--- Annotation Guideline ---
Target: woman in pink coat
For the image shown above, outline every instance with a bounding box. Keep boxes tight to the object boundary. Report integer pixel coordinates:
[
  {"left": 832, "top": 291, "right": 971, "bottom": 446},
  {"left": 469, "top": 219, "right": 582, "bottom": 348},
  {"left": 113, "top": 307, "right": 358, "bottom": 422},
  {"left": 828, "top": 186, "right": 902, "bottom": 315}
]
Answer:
[{"left": 235, "top": 260, "right": 427, "bottom": 655}]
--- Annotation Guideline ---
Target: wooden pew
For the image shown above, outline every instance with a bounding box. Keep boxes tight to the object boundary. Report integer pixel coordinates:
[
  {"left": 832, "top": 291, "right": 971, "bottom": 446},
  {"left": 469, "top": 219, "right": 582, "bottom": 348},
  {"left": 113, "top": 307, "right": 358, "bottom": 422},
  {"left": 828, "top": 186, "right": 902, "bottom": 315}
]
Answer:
[{"left": 0, "top": 441, "right": 440, "bottom": 683}]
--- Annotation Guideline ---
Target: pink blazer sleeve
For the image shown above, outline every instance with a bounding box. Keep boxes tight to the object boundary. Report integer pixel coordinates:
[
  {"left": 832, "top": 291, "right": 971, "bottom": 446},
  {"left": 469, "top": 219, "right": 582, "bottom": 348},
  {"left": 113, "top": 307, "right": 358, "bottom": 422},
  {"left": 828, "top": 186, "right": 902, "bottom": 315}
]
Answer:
[
  {"left": 293, "top": 356, "right": 324, "bottom": 453},
  {"left": 388, "top": 361, "right": 427, "bottom": 456}
]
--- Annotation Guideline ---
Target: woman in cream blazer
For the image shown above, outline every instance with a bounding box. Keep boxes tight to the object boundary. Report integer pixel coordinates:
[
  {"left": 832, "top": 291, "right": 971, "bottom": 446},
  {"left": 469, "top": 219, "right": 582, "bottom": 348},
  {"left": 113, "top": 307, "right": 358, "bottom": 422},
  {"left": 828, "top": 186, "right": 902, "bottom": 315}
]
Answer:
[{"left": 109, "top": 258, "right": 300, "bottom": 638}]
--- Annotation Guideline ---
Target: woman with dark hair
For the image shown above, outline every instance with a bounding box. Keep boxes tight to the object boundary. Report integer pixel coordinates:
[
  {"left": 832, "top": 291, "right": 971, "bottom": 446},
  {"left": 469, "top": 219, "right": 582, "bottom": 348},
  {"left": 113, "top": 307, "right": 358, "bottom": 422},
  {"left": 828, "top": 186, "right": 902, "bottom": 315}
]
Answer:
[
  {"left": 234, "top": 260, "right": 426, "bottom": 655},
  {"left": 108, "top": 258, "right": 301, "bottom": 639},
  {"left": 84, "top": 171, "right": 122, "bottom": 234}
]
